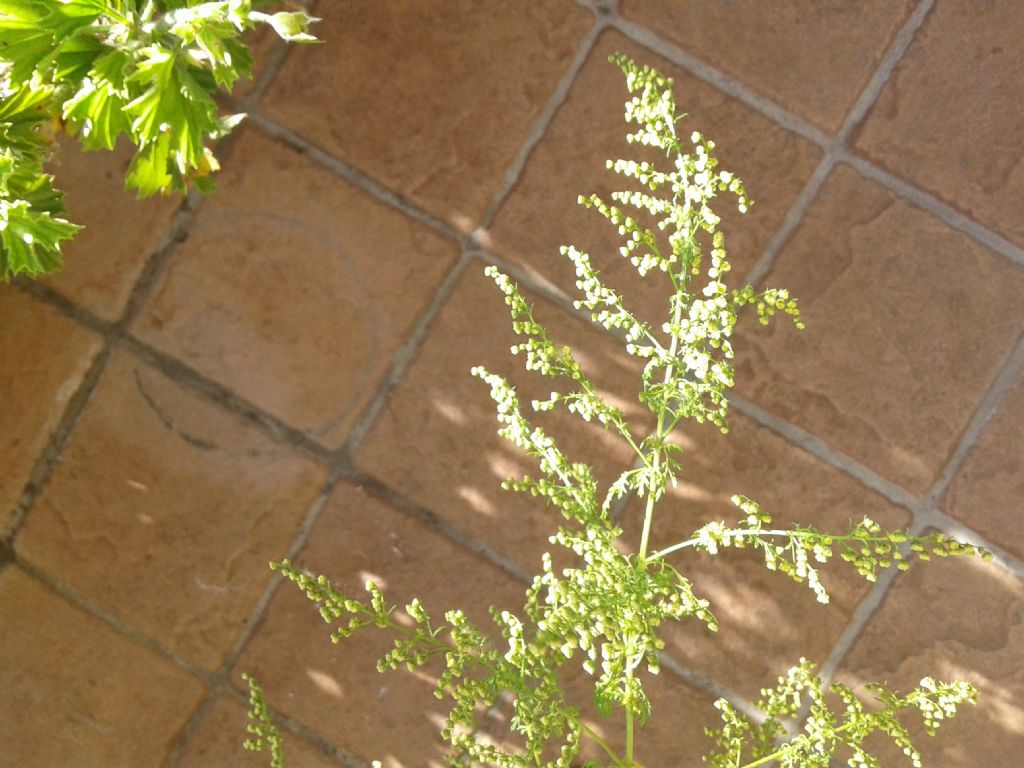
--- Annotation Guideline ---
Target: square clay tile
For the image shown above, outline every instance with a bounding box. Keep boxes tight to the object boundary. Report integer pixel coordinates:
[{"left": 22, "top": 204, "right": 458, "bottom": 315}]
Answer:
[
  {"left": 0, "top": 567, "right": 206, "bottom": 767},
  {"left": 617, "top": 411, "right": 910, "bottom": 700},
  {"left": 16, "top": 352, "right": 328, "bottom": 671},
  {"left": 259, "top": 0, "right": 594, "bottom": 231},
  {"left": 733, "top": 164, "right": 1024, "bottom": 495},
  {"left": 836, "top": 552, "right": 1024, "bottom": 766},
  {"left": 41, "top": 137, "right": 181, "bottom": 322},
  {"left": 355, "top": 265, "right": 651, "bottom": 572},
  {"left": 619, "top": 0, "right": 917, "bottom": 134},
  {"left": 482, "top": 30, "right": 821, "bottom": 323},
  {"left": 942, "top": 376, "right": 1024, "bottom": 562},
  {"left": 177, "top": 694, "right": 334, "bottom": 768},
  {"left": 854, "top": 1, "right": 1024, "bottom": 249},
  {"left": 0, "top": 289, "right": 102, "bottom": 528},
  {"left": 234, "top": 481, "right": 528, "bottom": 768},
  {"left": 133, "top": 127, "right": 458, "bottom": 449}
]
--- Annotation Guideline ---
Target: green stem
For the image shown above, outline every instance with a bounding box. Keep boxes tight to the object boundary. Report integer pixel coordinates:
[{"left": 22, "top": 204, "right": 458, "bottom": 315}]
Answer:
[
  {"left": 625, "top": 701, "right": 634, "bottom": 767},
  {"left": 579, "top": 723, "right": 624, "bottom": 767},
  {"left": 737, "top": 722, "right": 856, "bottom": 768},
  {"left": 648, "top": 529, "right": 910, "bottom": 562}
]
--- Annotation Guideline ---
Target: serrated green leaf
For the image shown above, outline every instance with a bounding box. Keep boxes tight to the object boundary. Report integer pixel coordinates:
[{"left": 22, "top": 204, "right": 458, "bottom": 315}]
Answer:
[
  {"left": 0, "top": 198, "right": 78, "bottom": 279},
  {"left": 62, "top": 48, "right": 132, "bottom": 149},
  {"left": 125, "top": 130, "right": 175, "bottom": 196}
]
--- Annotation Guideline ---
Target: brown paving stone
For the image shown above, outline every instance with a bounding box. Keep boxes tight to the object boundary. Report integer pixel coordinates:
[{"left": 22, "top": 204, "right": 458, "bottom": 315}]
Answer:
[
  {"left": 41, "top": 136, "right": 180, "bottom": 322},
  {"left": 260, "top": 0, "right": 593, "bottom": 231},
  {"left": 234, "top": 481, "right": 528, "bottom": 768},
  {"left": 356, "top": 266, "right": 649, "bottom": 572},
  {"left": 482, "top": 30, "right": 821, "bottom": 322},
  {"left": 0, "top": 289, "right": 102, "bottom": 529},
  {"left": 133, "top": 128, "right": 458, "bottom": 449},
  {"left": 619, "top": 0, "right": 917, "bottom": 134},
  {"left": 942, "top": 375, "right": 1024, "bottom": 562},
  {"left": 837, "top": 553, "right": 1024, "bottom": 766},
  {"left": 855, "top": 1, "right": 1024, "bottom": 249},
  {"left": 734, "top": 164, "right": 1024, "bottom": 494},
  {"left": 618, "top": 411, "right": 910, "bottom": 700},
  {"left": 16, "top": 352, "right": 327, "bottom": 671},
  {"left": 0, "top": 567, "right": 206, "bottom": 767},
  {"left": 177, "top": 694, "right": 330, "bottom": 768}
]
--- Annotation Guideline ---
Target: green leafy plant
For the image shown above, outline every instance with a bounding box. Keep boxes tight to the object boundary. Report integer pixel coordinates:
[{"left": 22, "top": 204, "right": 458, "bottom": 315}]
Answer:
[
  {"left": 245, "top": 56, "right": 987, "bottom": 768},
  {"left": 0, "top": 0, "right": 318, "bottom": 280}
]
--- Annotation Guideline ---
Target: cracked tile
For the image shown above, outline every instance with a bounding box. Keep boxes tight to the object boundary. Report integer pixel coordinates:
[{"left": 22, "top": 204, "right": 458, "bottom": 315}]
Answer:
[{"left": 16, "top": 352, "right": 328, "bottom": 671}]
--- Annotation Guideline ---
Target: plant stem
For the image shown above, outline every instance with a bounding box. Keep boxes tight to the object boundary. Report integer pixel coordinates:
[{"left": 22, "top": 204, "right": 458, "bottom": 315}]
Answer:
[
  {"left": 736, "top": 722, "right": 856, "bottom": 768},
  {"left": 580, "top": 723, "right": 623, "bottom": 766},
  {"left": 625, "top": 703, "right": 634, "bottom": 767}
]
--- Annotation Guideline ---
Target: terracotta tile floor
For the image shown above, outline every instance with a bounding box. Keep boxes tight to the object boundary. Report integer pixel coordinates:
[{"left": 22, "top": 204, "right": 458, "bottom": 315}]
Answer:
[{"left": 3, "top": 2, "right": 1023, "bottom": 766}]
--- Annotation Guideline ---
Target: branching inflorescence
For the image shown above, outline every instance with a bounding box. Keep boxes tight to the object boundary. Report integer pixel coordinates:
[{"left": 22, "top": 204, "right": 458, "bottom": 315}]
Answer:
[{"left": 246, "top": 56, "right": 986, "bottom": 768}]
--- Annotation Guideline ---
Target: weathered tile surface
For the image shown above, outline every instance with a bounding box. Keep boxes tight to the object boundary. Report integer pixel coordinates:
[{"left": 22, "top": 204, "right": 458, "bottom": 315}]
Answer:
[
  {"left": 734, "top": 165, "right": 1024, "bottom": 494},
  {"left": 855, "top": 1, "right": 1024, "bottom": 248},
  {"left": 618, "top": 411, "right": 910, "bottom": 700},
  {"left": 0, "top": 289, "right": 103, "bottom": 528},
  {"left": 838, "top": 554, "right": 1024, "bottom": 766},
  {"left": 133, "top": 128, "right": 457, "bottom": 448},
  {"left": 260, "top": 0, "right": 593, "bottom": 231},
  {"left": 619, "top": 0, "right": 917, "bottom": 133},
  {"left": 177, "top": 694, "right": 331, "bottom": 768},
  {"left": 942, "top": 376, "right": 1024, "bottom": 561},
  {"left": 356, "top": 266, "right": 649, "bottom": 572},
  {"left": 17, "top": 352, "right": 327, "bottom": 671},
  {"left": 234, "top": 481, "right": 527, "bottom": 768},
  {"left": 484, "top": 30, "right": 821, "bottom": 316},
  {"left": 42, "top": 137, "right": 180, "bottom": 321},
  {"left": 0, "top": 568, "right": 205, "bottom": 767}
]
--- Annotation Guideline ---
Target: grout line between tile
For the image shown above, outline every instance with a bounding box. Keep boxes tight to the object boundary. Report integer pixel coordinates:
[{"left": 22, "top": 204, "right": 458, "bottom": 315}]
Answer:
[
  {"left": 342, "top": 251, "right": 473, "bottom": 458},
  {"left": 657, "top": 653, "right": 763, "bottom": 723},
  {"left": 917, "top": 507, "right": 1024, "bottom": 581},
  {"left": 816, "top": 546, "right": 911, "bottom": 687},
  {"left": 838, "top": 150, "right": 1024, "bottom": 269},
  {"left": 745, "top": 0, "right": 931, "bottom": 288},
  {"left": 834, "top": 0, "right": 934, "bottom": 145},
  {"left": 163, "top": 469, "right": 345, "bottom": 768},
  {"left": 248, "top": 113, "right": 466, "bottom": 246},
  {"left": 345, "top": 466, "right": 534, "bottom": 584},
  {"left": 122, "top": 336, "right": 334, "bottom": 463},
  {"left": 222, "top": 683, "right": 372, "bottom": 768},
  {"left": 926, "top": 329, "right": 1024, "bottom": 507},
  {"left": 742, "top": 155, "right": 835, "bottom": 287},
  {"left": 609, "top": 11, "right": 1024, "bottom": 275},
  {"left": 15, "top": 557, "right": 214, "bottom": 684},
  {"left": 2, "top": 344, "right": 111, "bottom": 546},
  {"left": 608, "top": 16, "right": 831, "bottom": 148},
  {"left": 477, "top": 20, "right": 604, "bottom": 231},
  {"left": 724, "top": 393, "right": 922, "bottom": 513}
]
